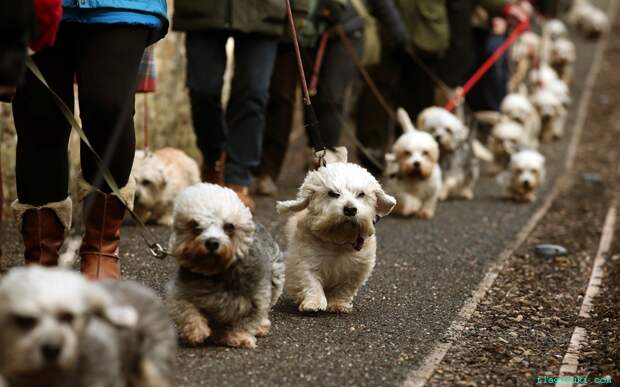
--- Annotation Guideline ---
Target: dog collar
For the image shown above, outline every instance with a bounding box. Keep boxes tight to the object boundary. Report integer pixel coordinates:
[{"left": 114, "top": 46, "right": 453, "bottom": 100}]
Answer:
[{"left": 353, "top": 236, "right": 365, "bottom": 251}]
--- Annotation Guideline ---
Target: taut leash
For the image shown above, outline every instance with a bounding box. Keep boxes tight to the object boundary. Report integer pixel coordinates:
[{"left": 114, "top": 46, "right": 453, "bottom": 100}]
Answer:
[
  {"left": 284, "top": 0, "right": 327, "bottom": 166},
  {"left": 445, "top": 20, "right": 530, "bottom": 112}
]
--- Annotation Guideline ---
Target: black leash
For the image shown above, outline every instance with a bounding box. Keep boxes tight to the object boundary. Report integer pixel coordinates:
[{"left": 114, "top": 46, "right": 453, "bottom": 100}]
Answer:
[{"left": 284, "top": 0, "right": 327, "bottom": 167}]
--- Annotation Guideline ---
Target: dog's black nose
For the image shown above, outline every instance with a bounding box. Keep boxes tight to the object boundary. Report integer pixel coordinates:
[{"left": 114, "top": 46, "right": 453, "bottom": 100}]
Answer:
[
  {"left": 435, "top": 134, "right": 442, "bottom": 142},
  {"left": 205, "top": 238, "right": 220, "bottom": 252},
  {"left": 41, "top": 343, "right": 61, "bottom": 362},
  {"left": 343, "top": 206, "right": 357, "bottom": 217},
  {"left": 412, "top": 161, "right": 421, "bottom": 169},
  {"left": 522, "top": 180, "right": 532, "bottom": 189},
  {"left": 134, "top": 191, "right": 141, "bottom": 201}
]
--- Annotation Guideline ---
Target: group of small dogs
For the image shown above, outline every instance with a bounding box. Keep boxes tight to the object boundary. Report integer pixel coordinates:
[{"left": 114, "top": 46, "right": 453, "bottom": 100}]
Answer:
[{"left": 0, "top": 3, "right": 609, "bottom": 386}]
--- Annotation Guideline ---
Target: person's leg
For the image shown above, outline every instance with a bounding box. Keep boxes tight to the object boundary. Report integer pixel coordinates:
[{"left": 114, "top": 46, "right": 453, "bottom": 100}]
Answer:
[
  {"left": 185, "top": 31, "right": 228, "bottom": 181},
  {"left": 76, "top": 24, "right": 149, "bottom": 280},
  {"left": 311, "top": 36, "right": 362, "bottom": 149},
  {"left": 225, "top": 32, "right": 278, "bottom": 206},
  {"left": 256, "top": 44, "right": 299, "bottom": 181},
  {"left": 11, "top": 23, "right": 76, "bottom": 266}
]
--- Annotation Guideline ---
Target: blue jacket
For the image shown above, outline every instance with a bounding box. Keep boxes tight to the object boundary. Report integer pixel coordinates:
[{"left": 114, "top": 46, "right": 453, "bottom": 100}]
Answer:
[{"left": 62, "top": 0, "right": 168, "bottom": 43}]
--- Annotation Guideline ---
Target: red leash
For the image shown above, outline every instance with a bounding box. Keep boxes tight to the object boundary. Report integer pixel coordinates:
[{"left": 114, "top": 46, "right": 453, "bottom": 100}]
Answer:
[{"left": 445, "top": 20, "right": 530, "bottom": 112}]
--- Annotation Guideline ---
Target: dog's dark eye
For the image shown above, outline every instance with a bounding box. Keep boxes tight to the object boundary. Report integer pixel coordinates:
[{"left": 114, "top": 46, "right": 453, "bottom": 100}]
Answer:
[
  {"left": 141, "top": 179, "right": 152, "bottom": 186},
  {"left": 12, "top": 315, "right": 37, "bottom": 330},
  {"left": 423, "top": 150, "right": 430, "bottom": 157},
  {"left": 223, "top": 223, "right": 236, "bottom": 236},
  {"left": 357, "top": 192, "right": 365, "bottom": 198},
  {"left": 328, "top": 190, "right": 340, "bottom": 198},
  {"left": 446, "top": 128, "right": 453, "bottom": 134},
  {"left": 402, "top": 150, "right": 412, "bottom": 157},
  {"left": 188, "top": 220, "right": 203, "bottom": 234},
  {"left": 58, "top": 312, "right": 74, "bottom": 325}
]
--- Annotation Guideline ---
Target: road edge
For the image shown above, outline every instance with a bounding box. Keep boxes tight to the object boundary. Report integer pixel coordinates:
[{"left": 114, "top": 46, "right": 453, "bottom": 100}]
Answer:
[{"left": 402, "top": 3, "right": 617, "bottom": 385}]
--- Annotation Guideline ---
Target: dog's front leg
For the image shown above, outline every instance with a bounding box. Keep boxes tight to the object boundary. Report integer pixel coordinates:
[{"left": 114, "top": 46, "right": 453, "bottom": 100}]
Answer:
[
  {"left": 326, "top": 286, "right": 357, "bottom": 314},
  {"left": 168, "top": 299, "right": 211, "bottom": 346},
  {"left": 417, "top": 194, "right": 439, "bottom": 220},
  {"left": 297, "top": 271, "right": 327, "bottom": 313}
]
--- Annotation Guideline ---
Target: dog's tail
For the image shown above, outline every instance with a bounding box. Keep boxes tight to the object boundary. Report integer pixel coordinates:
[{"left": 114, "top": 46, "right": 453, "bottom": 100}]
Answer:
[{"left": 397, "top": 107, "right": 416, "bottom": 132}]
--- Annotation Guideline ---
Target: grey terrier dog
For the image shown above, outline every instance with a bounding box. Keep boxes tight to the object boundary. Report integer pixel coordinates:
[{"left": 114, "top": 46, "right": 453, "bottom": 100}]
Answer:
[{"left": 167, "top": 183, "right": 284, "bottom": 349}]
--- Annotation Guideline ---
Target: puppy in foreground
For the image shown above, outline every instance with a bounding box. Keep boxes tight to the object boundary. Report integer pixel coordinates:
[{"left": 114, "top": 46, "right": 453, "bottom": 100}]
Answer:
[
  {"left": 132, "top": 147, "right": 201, "bottom": 226},
  {"left": 0, "top": 266, "right": 176, "bottom": 387},
  {"left": 276, "top": 159, "right": 396, "bottom": 314},
  {"left": 506, "top": 150, "right": 546, "bottom": 203},
  {"left": 384, "top": 108, "right": 442, "bottom": 218},
  {"left": 417, "top": 107, "right": 479, "bottom": 201},
  {"left": 167, "top": 184, "right": 284, "bottom": 349}
]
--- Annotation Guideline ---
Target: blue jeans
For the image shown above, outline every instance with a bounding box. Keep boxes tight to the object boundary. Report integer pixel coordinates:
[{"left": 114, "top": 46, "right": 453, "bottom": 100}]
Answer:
[
  {"left": 186, "top": 31, "right": 278, "bottom": 186},
  {"left": 467, "top": 30, "right": 509, "bottom": 112}
]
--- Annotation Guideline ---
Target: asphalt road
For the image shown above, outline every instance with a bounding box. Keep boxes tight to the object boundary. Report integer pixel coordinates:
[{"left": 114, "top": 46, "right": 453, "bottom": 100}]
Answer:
[{"left": 0, "top": 11, "right": 605, "bottom": 387}]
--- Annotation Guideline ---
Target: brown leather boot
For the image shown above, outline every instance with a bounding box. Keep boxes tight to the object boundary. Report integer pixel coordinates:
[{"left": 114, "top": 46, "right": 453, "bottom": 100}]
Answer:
[
  {"left": 227, "top": 184, "right": 256, "bottom": 211},
  {"left": 20, "top": 208, "right": 65, "bottom": 266},
  {"left": 80, "top": 191, "right": 126, "bottom": 280},
  {"left": 202, "top": 153, "right": 226, "bottom": 185}
]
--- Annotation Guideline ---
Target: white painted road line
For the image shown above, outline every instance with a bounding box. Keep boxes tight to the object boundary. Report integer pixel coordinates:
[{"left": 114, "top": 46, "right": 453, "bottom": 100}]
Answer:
[
  {"left": 579, "top": 203, "right": 617, "bottom": 318},
  {"left": 402, "top": 1, "right": 617, "bottom": 384},
  {"left": 557, "top": 327, "right": 587, "bottom": 387}
]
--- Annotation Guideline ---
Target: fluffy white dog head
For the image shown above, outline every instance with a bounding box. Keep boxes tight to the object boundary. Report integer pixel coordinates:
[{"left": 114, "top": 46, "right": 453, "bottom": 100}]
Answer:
[
  {"left": 277, "top": 163, "right": 396, "bottom": 246},
  {"left": 488, "top": 120, "right": 527, "bottom": 161},
  {"left": 551, "top": 38, "right": 576, "bottom": 65},
  {"left": 170, "top": 183, "right": 255, "bottom": 275},
  {"left": 531, "top": 88, "right": 564, "bottom": 123},
  {"left": 511, "top": 31, "right": 541, "bottom": 62},
  {"left": 547, "top": 19, "right": 568, "bottom": 40},
  {"left": 132, "top": 150, "right": 167, "bottom": 210},
  {"left": 529, "top": 65, "right": 559, "bottom": 89},
  {"left": 509, "top": 150, "right": 546, "bottom": 202},
  {"left": 417, "top": 107, "right": 468, "bottom": 152},
  {"left": 500, "top": 94, "right": 536, "bottom": 126},
  {"left": 0, "top": 267, "right": 136, "bottom": 381},
  {"left": 387, "top": 108, "right": 440, "bottom": 179}
]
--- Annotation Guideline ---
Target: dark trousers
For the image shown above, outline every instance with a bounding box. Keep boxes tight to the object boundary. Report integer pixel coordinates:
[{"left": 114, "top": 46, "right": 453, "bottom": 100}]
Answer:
[
  {"left": 186, "top": 31, "right": 278, "bottom": 187},
  {"left": 257, "top": 36, "right": 361, "bottom": 180},
  {"left": 355, "top": 49, "right": 437, "bottom": 176},
  {"left": 12, "top": 23, "right": 148, "bottom": 206},
  {"left": 466, "top": 29, "right": 509, "bottom": 112}
]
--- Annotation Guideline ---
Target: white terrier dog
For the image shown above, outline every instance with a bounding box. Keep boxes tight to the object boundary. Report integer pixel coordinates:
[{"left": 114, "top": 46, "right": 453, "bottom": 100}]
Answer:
[
  {"left": 547, "top": 19, "right": 568, "bottom": 40},
  {"left": 0, "top": 266, "right": 176, "bottom": 387},
  {"left": 500, "top": 93, "right": 541, "bottom": 148},
  {"left": 276, "top": 160, "right": 395, "bottom": 314},
  {"left": 132, "top": 147, "right": 201, "bottom": 226},
  {"left": 550, "top": 38, "right": 576, "bottom": 83},
  {"left": 417, "top": 107, "right": 479, "bottom": 201},
  {"left": 384, "top": 108, "right": 442, "bottom": 218},
  {"left": 530, "top": 88, "right": 567, "bottom": 142},
  {"left": 568, "top": 0, "right": 610, "bottom": 39},
  {"left": 506, "top": 150, "right": 546, "bottom": 203},
  {"left": 167, "top": 184, "right": 284, "bottom": 349},
  {"left": 487, "top": 119, "right": 528, "bottom": 174}
]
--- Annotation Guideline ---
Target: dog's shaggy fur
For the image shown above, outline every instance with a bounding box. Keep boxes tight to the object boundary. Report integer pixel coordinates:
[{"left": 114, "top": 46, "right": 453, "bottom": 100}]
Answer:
[
  {"left": 487, "top": 119, "right": 528, "bottom": 174},
  {"left": 277, "top": 161, "right": 395, "bottom": 314},
  {"left": 417, "top": 107, "right": 479, "bottom": 201},
  {"left": 132, "top": 148, "right": 200, "bottom": 226},
  {"left": 568, "top": 0, "right": 610, "bottom": 40},
  {"left": 530, "top": 88, "right": 567, "bottom": 142},
  {"left": 506, "top": 150, "right": 546, "bottom": 203},
  {"left": 385, "top": 108, "right": 442, "bottom": 218},
  {"left": 0, "top": 267, "right": 176, "bottom": 387},
  {"left": 167, "top": 184, "right": 284, "bottom": 349}
]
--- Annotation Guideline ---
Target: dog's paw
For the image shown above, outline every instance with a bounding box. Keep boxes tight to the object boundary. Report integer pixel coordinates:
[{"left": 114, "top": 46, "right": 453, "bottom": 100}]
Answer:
[
  {"left": 299, "top": 296, "right": 327, "bottom": 313},
  {"left": 255, "top": 319, "right": 272, "bottom": 337},
  {"left": 460, "top": 188, "right": 474, "bottom": 201},
  {"left": 179, "top": 318, "right": 211, "bottom": 346},
  {"left": 416, "top": 209, "right": 434, "bottom": 220},
  {"left": 157, "top": 214, "right": 174, "bottom": 226},
  {"left": 221, "top": 330, "right": 257, "bottom": 349},
  {"left": 326, "top": 301, "right": 353, "bottom": 314}
]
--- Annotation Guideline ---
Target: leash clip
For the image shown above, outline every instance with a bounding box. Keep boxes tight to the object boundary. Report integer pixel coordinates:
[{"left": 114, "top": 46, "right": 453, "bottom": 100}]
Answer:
[{"left": 149, "top": 243, "right": 169, "bottom": 260}]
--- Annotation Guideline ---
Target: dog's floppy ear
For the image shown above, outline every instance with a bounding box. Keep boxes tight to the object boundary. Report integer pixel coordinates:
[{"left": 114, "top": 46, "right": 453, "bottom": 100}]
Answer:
[
  {"left": 276, "top": 197, "right": 310, "bottom": 214},
  {"left": 374, "top": 188, "right": 396, "bottom": 217},
  {"left": 87, "top": 285, "right": 138, "bottom": 328},
  {"left": 397, "top": 107, "right": 415, "bottom": 133},
  {"left": 331, "top": 146, "right": 348, "bottom": 163}
]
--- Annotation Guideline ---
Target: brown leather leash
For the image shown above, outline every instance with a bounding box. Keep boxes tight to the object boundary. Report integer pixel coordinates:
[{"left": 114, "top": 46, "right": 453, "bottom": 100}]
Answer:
[
  {"left": 309, "top": 30, "right": 331, "bottom": 96},
  {"left": 285, "top": 0, "right": 327, "bottom": 166}
]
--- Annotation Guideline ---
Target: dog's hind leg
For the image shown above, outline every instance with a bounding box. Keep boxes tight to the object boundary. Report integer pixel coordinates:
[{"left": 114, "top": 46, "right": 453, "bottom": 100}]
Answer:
[{"left": 168, "top": 299, "right": 211, "bottom": 346}]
